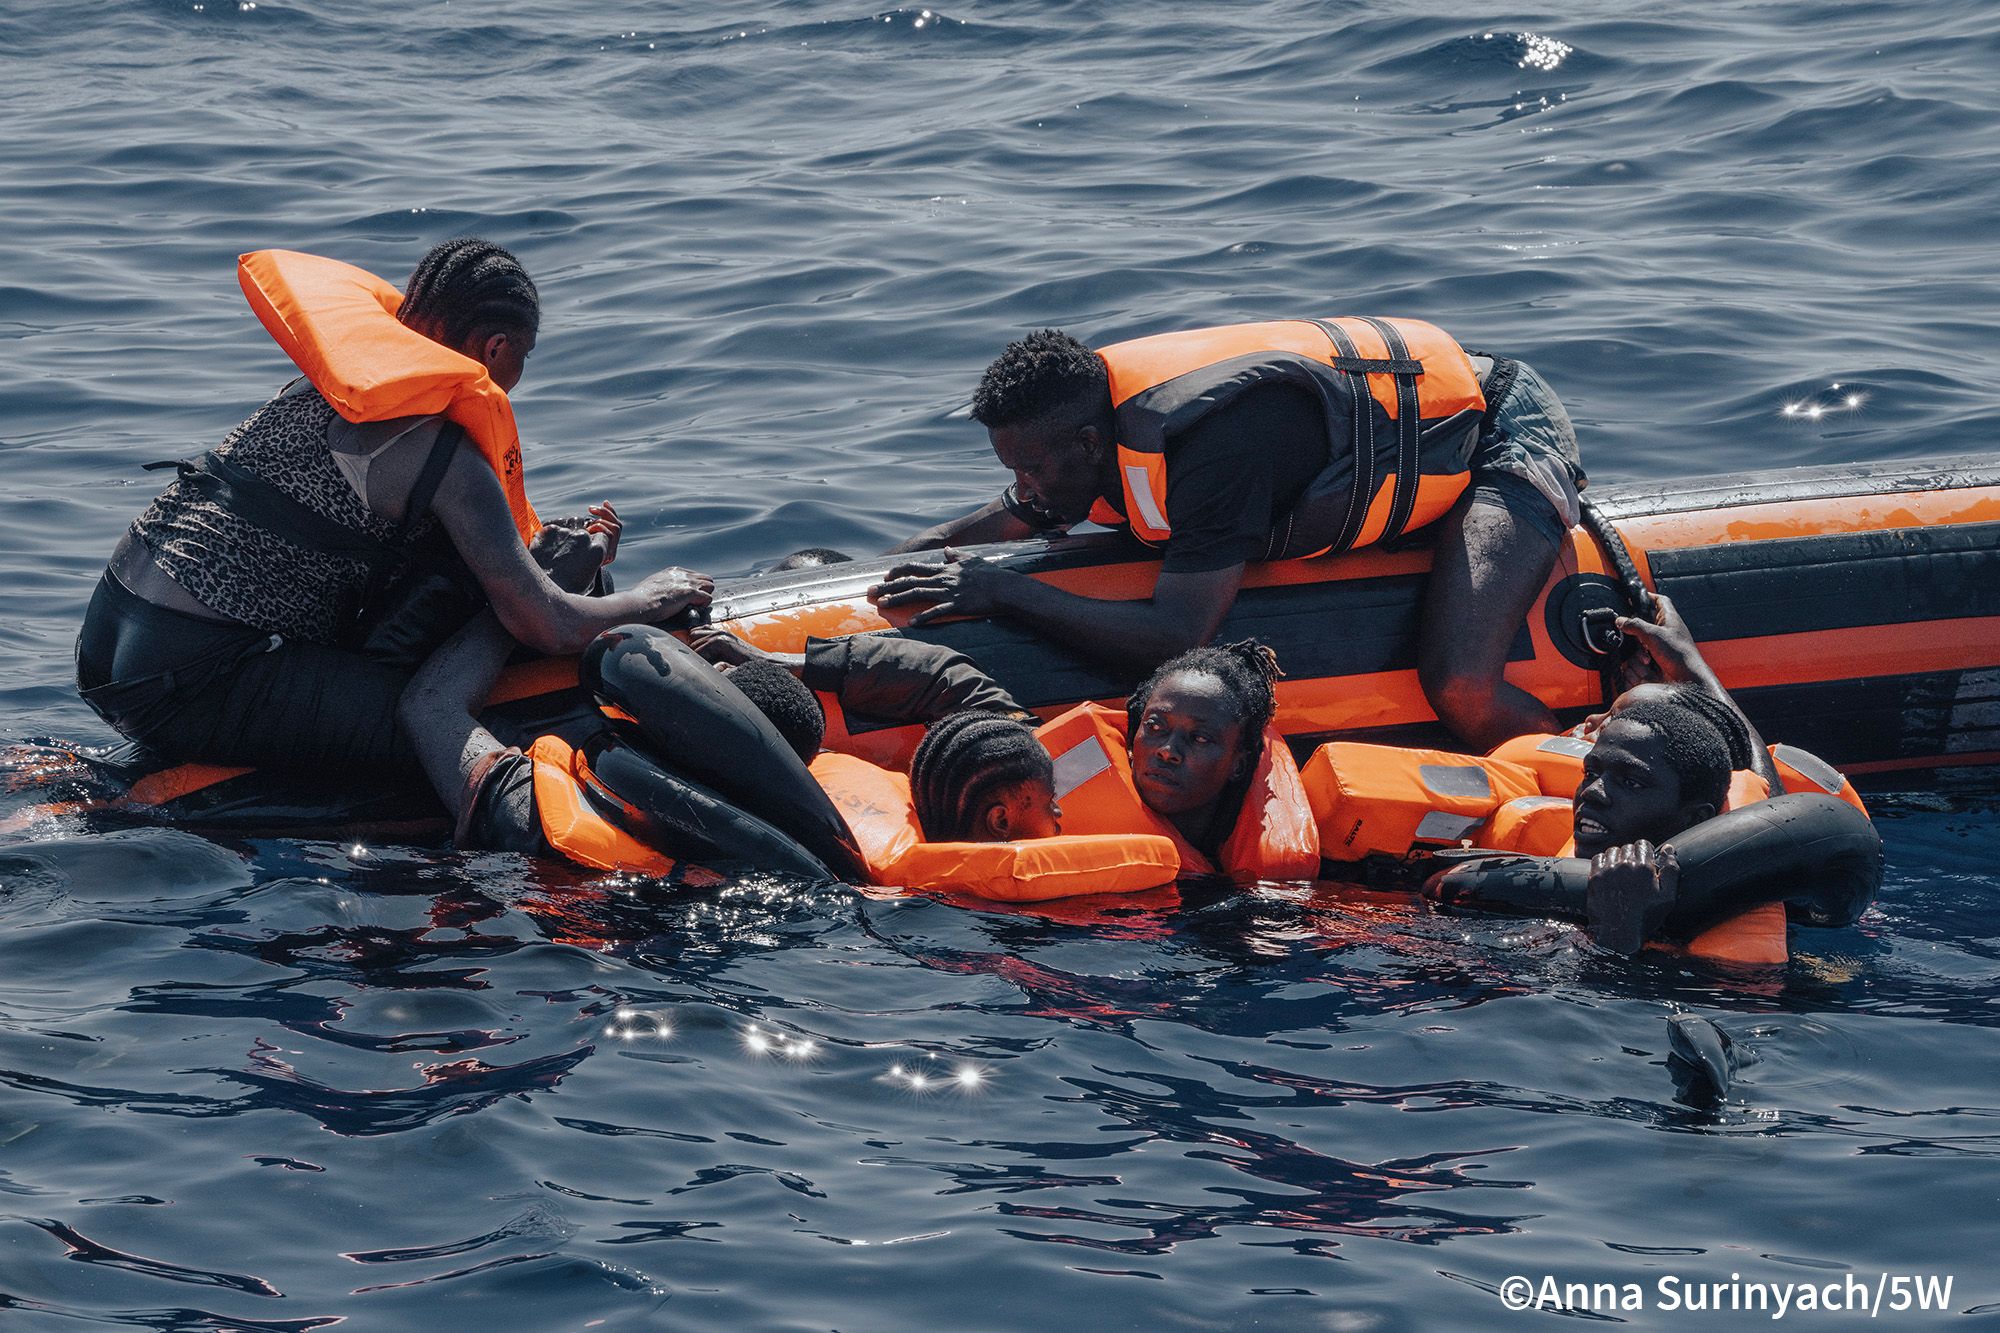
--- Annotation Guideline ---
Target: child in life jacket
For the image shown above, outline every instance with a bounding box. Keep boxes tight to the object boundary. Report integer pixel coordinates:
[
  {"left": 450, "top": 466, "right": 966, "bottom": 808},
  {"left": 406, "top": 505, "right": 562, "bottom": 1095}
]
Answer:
[{"left": 907, "top": 711, "right": 1063, "bottom": 844}]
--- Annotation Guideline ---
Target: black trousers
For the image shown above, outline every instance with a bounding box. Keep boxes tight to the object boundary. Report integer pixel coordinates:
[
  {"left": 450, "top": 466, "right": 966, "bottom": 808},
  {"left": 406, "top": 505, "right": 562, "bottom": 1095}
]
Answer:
[{"left": 75, "top": 569, "right": 416, "bottom": 774}]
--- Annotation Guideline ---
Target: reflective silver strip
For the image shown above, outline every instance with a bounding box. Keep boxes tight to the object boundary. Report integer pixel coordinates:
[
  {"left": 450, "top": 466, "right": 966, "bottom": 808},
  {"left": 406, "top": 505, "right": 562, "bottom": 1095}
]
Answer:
[
  {"left": 1771, "top": 743, "right": 1844, "bottom": 794},
  {"left": 1124, "top": 464, "right": 1170, "bottom": 534},
  {"left": 1505, "top": 795, "right": 1571, "bottom": 811},
  {"left": 1051, "top": 738, "right": 1113, "bottom": 800},
  {"left": 1536, "top": 734, "right": 1592, "bottom": 758},
  {"left": 1419, "top": 763, "right": 1493, "bottom": 799},
  {"left": 1413, "top": 810, "right": 1484, "bottom": 843}
]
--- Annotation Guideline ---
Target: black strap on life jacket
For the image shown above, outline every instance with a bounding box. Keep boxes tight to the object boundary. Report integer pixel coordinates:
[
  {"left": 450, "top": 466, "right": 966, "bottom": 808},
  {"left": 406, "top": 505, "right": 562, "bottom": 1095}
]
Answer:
[
  {"left": 1359, "top": 316, "right": 1425, "bottom": 548},
  {"left": 1311, "top": 319, "right": 1426, "bottom": 554}
]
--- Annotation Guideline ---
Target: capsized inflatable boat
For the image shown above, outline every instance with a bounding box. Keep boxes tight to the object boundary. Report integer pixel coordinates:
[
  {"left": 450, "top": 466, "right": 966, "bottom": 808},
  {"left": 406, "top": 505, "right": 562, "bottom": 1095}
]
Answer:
[{"left": 13, "top": 452, "right": 1998, "bottom": 837}]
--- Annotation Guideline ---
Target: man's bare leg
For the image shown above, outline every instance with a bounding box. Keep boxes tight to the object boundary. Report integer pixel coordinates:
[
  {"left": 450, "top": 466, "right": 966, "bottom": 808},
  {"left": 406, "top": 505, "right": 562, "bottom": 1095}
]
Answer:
[{"left": 1417, "top": 489, "right": 1562, "bottom": 749}]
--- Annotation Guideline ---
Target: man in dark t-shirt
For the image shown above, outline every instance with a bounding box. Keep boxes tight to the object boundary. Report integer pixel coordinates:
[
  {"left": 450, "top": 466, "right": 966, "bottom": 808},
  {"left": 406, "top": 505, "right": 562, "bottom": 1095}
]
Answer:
[{"left": 871, "top": 327, "right": 1585, "bottom": 748}]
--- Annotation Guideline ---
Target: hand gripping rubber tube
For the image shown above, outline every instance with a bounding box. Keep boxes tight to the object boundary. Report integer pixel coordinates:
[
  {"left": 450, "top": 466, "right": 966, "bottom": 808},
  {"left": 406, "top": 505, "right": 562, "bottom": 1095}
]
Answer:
[
  {"left": 582, "top": 625, "right": 867, "bottom": 883},
  {"left": 1422, "top": 792, "right": 1882, "bottom": 940},
  {"left": 578, "top": 729, "right": 836, "bottom": 881}
]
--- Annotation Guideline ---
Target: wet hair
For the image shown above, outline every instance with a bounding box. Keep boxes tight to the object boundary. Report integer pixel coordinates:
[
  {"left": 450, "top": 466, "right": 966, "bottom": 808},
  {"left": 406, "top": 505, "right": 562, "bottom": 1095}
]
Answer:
[
  {"left": 908, "top": 710, "right": 1053, "bottom": 842},
  {"left": 1611, "top": 699, "right": 1732, "bottom": 814},
  {"left": 1657, "top": 685, "right": 1755, "bottom": 773},
  {"left": 970, "top": 328, "right": 1111, "bottom": 432},
  {"left": 728, "top": 661, "right": 826, "bottom": 764},
  {"left": 399, "top": 238, "right": 540, "bottom": 349},
  {"left": 1125, "top": 639, "right": 1284, "bottom": 768},
  {"left": 773, "top": 548, "right": 854, "bottom": 571}
]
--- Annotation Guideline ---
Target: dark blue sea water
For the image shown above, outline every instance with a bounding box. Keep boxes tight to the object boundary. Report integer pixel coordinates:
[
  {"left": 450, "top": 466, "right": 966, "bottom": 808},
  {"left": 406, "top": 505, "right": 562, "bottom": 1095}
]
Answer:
[{"left": 3, "top": 2, "right": 1999, "bottom": 1327}]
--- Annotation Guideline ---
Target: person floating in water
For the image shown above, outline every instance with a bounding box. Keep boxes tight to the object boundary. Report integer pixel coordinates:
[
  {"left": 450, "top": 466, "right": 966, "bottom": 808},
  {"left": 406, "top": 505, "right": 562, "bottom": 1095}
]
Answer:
[
  {"left": 870, "top": 321, "right": 1585, "bottom": 748},
  {"left": 76, "top": 240, "right": 712, "bottom": 776}
]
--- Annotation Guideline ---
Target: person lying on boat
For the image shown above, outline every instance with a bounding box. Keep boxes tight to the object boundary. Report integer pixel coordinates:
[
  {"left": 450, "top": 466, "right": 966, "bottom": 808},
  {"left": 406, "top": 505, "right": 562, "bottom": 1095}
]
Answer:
[
  {"left": 870, "top": 321, "right": 1584, "bottom": 749},
  {"left": 399, "top": 523, "right": 820, "bottom": 863},
  {"left": 76, "top": 240, "right": 714, "bottom": 778},
  {"left": 688, "top": 623, "right": 1032, "bottom": 725},
  {"left": 403, "top": 529, "right": 1036, "bottom": 867}
]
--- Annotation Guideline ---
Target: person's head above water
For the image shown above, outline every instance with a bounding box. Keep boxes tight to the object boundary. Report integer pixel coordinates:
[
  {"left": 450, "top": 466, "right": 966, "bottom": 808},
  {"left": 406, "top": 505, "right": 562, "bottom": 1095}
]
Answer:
[
  {"left": 399, "top": 238, "right": 540, "bottom": 392},
  {"left": 1572, "top": 699, "right": 1732, "bottom": 859},
  {"left": 723, "top": 660, "right": 826, "bottom": 764},
  {"left": 772, "top": 548, "right": 854, "bottom": 571},
  {"left": 971, "top": 329, "right": 1116, "bottom": 527},
  {"left": 1125, "top": 639, "right": 1281, "bottom": 822},
  {"left": 1584, "top": 681, "right": 1755, "bottom": 773},
  {"left": 909, "top": 710, "right": 1061, "bottom": 844}
]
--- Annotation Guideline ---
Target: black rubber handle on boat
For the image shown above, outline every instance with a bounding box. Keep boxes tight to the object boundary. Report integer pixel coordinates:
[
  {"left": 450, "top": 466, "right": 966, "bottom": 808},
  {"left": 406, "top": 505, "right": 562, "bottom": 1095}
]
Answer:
[
  {"left": 1421, "top": 792, "right": 1881, "bottom": 940},
  {"left": 582, "top": 624, "right": 867, "bottom": 883},
  {"left": 1578, "top": 496, "right": 1658, "bottom": 624}
]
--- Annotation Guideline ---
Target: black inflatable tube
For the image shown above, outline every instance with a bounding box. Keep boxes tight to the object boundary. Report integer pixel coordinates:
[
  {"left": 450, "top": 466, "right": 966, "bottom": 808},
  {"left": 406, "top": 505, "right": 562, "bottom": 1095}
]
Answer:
[
  {"left": 582, "top": 625, "right": 867, "bottom": 883},
  {"left": 580, "top": 729, "right": 835, "bottom": 881},
  {"left": 1423, "top": 793, "right": 1882, "bottom": 940}
]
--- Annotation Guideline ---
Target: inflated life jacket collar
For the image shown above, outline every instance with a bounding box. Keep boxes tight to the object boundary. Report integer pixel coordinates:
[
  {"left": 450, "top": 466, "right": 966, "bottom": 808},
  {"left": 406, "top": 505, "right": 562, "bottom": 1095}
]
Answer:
[{"left": 237, "top": 249, "right": 540, "bottom": 543}]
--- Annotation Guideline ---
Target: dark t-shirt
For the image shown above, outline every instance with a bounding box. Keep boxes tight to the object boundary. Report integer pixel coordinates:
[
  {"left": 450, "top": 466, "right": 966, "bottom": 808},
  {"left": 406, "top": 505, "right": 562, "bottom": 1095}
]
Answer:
[{"left": 1114, "top": 383, "right": 1330, "bottom": 573}]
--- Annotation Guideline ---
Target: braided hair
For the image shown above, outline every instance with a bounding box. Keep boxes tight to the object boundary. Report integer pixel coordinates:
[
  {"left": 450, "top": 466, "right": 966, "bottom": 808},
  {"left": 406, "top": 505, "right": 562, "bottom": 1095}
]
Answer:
[
  {"left": 908, "top": 710, "right": 1054, "bottom": 843},
  {"left": 1609, "top": 699, "right": 1732, "bottom": 814},
  {"left": 1125, "top": 638, "right": 1283, "bottom": 769},
  {"left": 1657, "top": 684, "right": 1755, "bottom": 773},
  {"left": 970, "top": 328, "right": 1111, "bottom": 432},
  {"left": 398, "top": 238, "right": 540, "bottom": 349}
]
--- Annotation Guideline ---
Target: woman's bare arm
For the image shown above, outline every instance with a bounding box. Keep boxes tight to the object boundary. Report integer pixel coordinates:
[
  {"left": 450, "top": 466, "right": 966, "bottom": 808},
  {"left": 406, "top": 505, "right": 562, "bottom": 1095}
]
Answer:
[{"left": 428, "top": 447, "right": 711, "bottom": 654}]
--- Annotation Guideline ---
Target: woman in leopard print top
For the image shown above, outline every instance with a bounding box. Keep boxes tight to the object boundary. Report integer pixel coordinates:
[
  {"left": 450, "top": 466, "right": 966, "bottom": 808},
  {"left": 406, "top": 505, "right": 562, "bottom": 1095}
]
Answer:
[{"left": 77, "top": 239, "right": 713, "bottom": 776}]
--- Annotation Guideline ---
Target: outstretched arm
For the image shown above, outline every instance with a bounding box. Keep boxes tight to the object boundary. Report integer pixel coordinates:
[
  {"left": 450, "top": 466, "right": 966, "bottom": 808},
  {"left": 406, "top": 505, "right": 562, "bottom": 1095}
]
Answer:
[
  {"left": 1616, "top": 593, "right": 1782, "bottom": 790},
  {"left": 429, "top": 448, "right": 711, "bottom": 654},
  {"left": 868, "top": 549, "right": 1244, "bottom": 670},
  {"left": 887, "top": 491, "right": 1048, "bottom": 555}
]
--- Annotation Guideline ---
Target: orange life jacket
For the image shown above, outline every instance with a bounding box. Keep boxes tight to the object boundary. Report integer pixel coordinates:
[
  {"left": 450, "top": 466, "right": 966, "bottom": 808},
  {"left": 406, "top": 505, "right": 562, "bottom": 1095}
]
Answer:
[
  {"left": 1035, "top": 702, "right": 1322, "bottom": 882},
  {"left": 808, "top": 751, "right": 1178, "bottom": 901},
  {"left": 1306, "top": 737, "right": 1777, "bottom": 862},
  {"left": 526, "top": 734, "right": 677, "bottom": 875},
  {"left": 238, "top": 249, "right": 540, "bottom": 543},
  {"left": 1300, "top": 738, "right": 1798, "bottom": 965},
  {"left": 1769, "top": 742, "right": 1868, "bottom": 815},
  {"left": 1087, "top": 318, "right": 1485, "bottom": 558}
]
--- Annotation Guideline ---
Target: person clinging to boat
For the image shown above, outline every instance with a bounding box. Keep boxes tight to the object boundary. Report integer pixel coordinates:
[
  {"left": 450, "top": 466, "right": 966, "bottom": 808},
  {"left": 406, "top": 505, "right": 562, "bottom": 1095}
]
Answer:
[
  {"left": 74, "top": 240, "right": 714, "bottom": 775},
  {"left": 870, "top": 321, "right": 1585, "bottom": 749},
  {"left": 1418, "top": 594, "right": 1878, "bottom": 957}
]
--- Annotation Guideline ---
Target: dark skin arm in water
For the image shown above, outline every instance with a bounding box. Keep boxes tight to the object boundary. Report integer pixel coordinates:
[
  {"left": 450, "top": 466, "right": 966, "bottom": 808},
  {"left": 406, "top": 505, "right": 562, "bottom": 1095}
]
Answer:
[
  {"left": 868, "top": 548, "right": 1245, "bottom": 669},
  {"left": 429, "top": 447, "right": 711, "bottom": 656}
]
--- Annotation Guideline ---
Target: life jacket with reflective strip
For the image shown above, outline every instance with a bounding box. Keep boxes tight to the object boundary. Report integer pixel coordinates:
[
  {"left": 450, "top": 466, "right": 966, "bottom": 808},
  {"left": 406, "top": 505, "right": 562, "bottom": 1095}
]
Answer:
[
  {"left": 808, "top": 751, "right": 1179, "bottom": 901},
  {"left": 1768, "top": 742, "right": 1869, "bottom": 815},
  {"left": 238, "top": 249, "right": 541, "bottom": 543},
  {"left": 526, "top": 734, "right": 677, "bottom": 875},
  {"left": 1299, "top": 738, "right": 1873, "bottom": 967},
  {"left": 1086, "top": 318, "right": 1486, "bottom": 559},
  {"left": 1034, "top": 702, "right": 1322, "bottom": 882},
  {"left": 1306, "top": 738, "right": 1777, "bottom": 863}
]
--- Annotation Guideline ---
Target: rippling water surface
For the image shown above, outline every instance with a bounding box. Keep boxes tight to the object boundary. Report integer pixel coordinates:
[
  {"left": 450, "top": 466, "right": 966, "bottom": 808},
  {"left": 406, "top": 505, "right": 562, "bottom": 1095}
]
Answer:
[{"left": 3, "top": 2, "right": 1999, "bottom": 1327}]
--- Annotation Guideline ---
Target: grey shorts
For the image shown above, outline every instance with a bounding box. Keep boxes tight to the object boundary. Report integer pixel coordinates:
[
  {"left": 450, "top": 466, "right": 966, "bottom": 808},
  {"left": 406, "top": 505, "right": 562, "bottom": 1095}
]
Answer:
[{"left": 1466, "top": 357, "right": 1586, "bottom": 548}]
